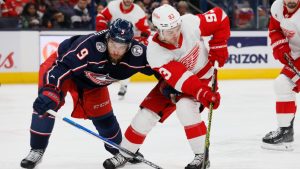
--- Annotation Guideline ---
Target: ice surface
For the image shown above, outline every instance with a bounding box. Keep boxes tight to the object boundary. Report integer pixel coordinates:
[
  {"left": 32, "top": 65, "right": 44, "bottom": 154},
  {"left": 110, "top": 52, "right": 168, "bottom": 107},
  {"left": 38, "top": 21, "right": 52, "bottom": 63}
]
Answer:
[{"left": 0, "top": 80, "right": 299, "bottom": 169}]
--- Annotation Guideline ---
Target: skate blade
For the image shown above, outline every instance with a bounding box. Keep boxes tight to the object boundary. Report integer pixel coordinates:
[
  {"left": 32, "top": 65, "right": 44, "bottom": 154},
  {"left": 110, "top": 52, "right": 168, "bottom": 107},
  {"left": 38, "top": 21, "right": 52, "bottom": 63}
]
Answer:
[{"left": 261, "top": 142, "right": 294, "bottom": 151}]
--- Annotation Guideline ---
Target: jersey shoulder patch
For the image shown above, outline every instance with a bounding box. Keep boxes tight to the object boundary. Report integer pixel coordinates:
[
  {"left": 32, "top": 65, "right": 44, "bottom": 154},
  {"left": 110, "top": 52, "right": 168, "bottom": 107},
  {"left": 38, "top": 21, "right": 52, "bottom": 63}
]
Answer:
[{"left": 131, "top": 45, "right": 143, "bottom": 57}]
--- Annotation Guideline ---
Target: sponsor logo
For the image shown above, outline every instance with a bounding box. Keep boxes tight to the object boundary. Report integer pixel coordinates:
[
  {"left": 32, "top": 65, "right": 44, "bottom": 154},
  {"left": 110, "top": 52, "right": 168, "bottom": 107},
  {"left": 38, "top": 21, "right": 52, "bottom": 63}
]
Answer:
[
  {"left": 93, "top": 100, "right": 110, "bottom": 109},
  {"left": 227, "top": 54, "right": 268, "bottom": 64},
  {"left": 131, "top": 45, "right": 143, "bottom": 57},
  {"left": 227, "top": 36, "right": 269, "bottom": 64},
  {"left": 0, "top": 52, "right": 14, "bottom": 69},
  {"left": 96, "top": 42, "right": 107, "bottom": 53},
  {"left": 42, "top": 42, "right": 59, "bottom": 61}
]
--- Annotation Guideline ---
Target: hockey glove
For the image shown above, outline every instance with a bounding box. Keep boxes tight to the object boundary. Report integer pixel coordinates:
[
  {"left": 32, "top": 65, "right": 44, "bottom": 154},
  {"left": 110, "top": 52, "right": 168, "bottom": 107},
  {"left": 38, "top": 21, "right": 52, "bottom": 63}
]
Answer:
[
  {"left": 159, "top": 80, "right": 181, "bottom": 104},
  {"left": 273, "top": 42, "right": 292, "bottom": 65},
  {"left": 33, "top": 85, "right": 62, "bottom": 116},
  {"left": 195, "top": 86, "right": 220, "bottom": 109},
  {"left": 208, "top": 41, "right": 228, "bottom": 67}
]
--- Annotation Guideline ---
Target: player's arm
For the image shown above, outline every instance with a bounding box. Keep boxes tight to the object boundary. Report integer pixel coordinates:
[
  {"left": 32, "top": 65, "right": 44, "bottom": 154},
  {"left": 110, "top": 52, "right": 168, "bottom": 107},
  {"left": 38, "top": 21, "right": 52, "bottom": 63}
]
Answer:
[
  {"left": 268, "top": 15, "right": 291, "bottom": 65},
  {"left": 153, "top": 61, "right": 220, "bottom": 109},
  {"left": 96, "top": 7, "right": 112, "bottom": 31},
  {"left": 34, "top": 37, "right": 91, "bottom": 115},
  {"left": 197, "top": 7, "right": 230, "bottom": 67}
]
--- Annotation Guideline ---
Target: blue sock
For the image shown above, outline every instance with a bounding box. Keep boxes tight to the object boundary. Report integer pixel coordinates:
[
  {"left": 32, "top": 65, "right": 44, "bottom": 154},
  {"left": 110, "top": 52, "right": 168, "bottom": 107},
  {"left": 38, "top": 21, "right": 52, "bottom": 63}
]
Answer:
[
  {"left": 92, "top": 112, "right": 122, "bottom": 155},
  {"left": 30, "top": 113, "right": 55, "bottom": 149}
]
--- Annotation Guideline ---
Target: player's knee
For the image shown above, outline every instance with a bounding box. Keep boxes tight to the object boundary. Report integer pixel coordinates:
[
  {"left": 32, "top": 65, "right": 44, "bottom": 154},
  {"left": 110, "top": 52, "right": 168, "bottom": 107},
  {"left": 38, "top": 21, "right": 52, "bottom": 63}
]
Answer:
[
  {"left": 274, "top": 75, "right": 295, "bottom": 99},
  {"left": 176, "top": 98, "right": 201, "bottom": 126},
  {"left": 130, "top": 108, "right": 160, "bottom": 135},
  {"left": 92, "top": 112, "right": 122, "bottom": 143}
]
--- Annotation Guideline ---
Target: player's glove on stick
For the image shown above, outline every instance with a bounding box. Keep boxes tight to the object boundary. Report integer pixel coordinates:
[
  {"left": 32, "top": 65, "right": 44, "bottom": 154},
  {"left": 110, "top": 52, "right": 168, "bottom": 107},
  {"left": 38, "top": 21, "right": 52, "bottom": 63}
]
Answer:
[
  {"left": 195, "top": 86, "right": 220, "bottom": 109},
  {"left": 273, "top": 41, "right": 292, "bottom": 65},
  {"left": 33, "top": 85, "right": 62, "bottom": 115},
  {"left": 208, "top": 41, "right": 228, "bottom": 67}
]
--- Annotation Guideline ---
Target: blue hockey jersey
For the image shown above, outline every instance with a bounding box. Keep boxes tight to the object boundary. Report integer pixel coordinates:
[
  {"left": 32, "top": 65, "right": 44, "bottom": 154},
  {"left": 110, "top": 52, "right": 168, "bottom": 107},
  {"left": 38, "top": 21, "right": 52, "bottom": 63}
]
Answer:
[{"left": 43, "top": 30, "right": 154, "bottom": 89}]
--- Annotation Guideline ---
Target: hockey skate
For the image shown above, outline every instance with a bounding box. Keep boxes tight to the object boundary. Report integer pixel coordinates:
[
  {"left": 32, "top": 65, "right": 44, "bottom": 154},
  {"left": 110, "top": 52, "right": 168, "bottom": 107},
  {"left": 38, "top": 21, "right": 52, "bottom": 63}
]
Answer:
[
  {"left": 185, "top": 153, "right": 210, "bottom": 169},
  {"left": 20, "top": 149, "right": 45, "bottom": 169},
  {"left": 261, "top": 125, "right": 294, "bottom": 151},
  {"left": 118, "top": 85, "right": 127, "bottom": 100},
  {"left": 103, "top": 153, "right": 129, "bottom": 169}
]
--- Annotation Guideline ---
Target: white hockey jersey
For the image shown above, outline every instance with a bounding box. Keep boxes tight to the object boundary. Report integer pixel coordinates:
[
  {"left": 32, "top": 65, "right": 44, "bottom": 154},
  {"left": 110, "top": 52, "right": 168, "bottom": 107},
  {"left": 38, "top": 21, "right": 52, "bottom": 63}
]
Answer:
[
  {"left": 96, "top": 0, "right": 150, "bottom": 37},
  {"left": 147, "top": 7, "right": 230, "bottom": 93},
  {"left": 270, "top": 0, "right": 300, "bottom": 59}
]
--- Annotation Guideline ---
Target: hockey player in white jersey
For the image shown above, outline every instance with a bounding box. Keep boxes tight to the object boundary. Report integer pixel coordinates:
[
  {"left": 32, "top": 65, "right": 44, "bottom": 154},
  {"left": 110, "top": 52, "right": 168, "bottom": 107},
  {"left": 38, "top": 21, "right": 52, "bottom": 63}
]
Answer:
[
  {"left": 262, "top": 0, "right": 300, "bottom": 151},
  {"left": 103, "top": 4, "right": 230, "bottom": 169}
]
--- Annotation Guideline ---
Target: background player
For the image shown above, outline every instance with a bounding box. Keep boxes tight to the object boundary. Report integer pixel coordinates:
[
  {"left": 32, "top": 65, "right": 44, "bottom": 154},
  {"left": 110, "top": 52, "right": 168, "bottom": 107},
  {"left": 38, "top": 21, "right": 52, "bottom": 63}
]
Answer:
[{"left": 262, "top": 0, "right": 300, "bottom": 151}]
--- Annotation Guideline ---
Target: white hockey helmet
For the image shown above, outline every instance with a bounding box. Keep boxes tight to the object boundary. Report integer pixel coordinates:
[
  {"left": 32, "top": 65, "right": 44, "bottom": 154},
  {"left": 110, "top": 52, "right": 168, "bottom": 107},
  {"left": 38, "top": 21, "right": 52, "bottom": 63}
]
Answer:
[{"left": 152, "top": 4, "right": 181, "bottom": 30}]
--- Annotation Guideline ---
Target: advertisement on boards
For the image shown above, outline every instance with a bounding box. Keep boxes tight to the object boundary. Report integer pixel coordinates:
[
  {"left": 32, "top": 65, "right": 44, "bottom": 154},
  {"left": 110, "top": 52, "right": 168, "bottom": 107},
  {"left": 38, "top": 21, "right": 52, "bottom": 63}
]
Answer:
[
  {"left": 39, "top": 35, "right": 70, "bottom": 64},
  {"left": 0, "top": 32, "right": 19, "bottom": 72},
  {"left": 224, "top": 31, "right": 281, "bottom": 69}
]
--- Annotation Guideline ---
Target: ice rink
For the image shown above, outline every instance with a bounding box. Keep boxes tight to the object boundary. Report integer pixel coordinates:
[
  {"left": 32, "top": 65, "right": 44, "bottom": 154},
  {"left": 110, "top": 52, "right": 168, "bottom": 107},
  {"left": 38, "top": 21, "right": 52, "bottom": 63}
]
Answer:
[{"left": 1, "top": 80, "right": 300, "bottom": 169}]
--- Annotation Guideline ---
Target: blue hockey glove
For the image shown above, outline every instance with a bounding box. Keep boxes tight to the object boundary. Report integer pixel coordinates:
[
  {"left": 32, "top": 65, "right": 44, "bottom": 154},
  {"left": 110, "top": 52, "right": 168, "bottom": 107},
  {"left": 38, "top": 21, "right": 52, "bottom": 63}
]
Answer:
[{"left": 33, "top": 86, "right": 62, "bottom": 115}]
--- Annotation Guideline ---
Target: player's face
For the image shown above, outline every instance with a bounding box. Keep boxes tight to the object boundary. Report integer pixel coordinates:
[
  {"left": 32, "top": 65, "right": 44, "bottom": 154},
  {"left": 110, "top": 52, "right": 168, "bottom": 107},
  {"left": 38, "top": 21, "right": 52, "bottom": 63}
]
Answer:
[
  {"left": 285, "top": 0, "right": 299, "bottom": 9},
  {"left": 161, "top": 25, "right": 181, "bottom": 45},
  {"left": 107, "top": 39, "right": 129, "bottom": 63},
  {"left": 122, "top": 0, "right": 133, "bottom": 7}
]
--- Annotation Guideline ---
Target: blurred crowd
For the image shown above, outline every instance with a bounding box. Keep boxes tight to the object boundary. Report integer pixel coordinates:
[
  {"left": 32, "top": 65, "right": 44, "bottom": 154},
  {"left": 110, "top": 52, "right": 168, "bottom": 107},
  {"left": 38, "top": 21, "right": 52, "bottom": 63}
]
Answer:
[{"left": 0, "top": 0, "right": 274, "bottom": 30}]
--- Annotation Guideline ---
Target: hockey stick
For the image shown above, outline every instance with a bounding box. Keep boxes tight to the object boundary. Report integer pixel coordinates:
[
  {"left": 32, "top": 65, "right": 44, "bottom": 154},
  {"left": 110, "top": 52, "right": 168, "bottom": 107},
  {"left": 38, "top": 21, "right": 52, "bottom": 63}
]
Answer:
[
  {"left": 284, "top": 53, "right": 300, "bottom": 77},
  {"left": 47, "top": 110, "right": 163, "bottom": 169},
  {"left": 202, "top": 67, "right": 218, "bottom": 169}
]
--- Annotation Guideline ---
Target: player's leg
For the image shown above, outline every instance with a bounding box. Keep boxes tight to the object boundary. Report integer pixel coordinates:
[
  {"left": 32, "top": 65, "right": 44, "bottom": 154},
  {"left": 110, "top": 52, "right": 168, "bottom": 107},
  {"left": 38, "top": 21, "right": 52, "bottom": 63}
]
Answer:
[
  {"left": 118, "top": 78, "right": 129, "bottom": 100},
  {"left": 77, "top": 86, "right": 123, "bottom": 155},
  {"left": 103, "top": 82, "right": 175, "bottom": 169},
  {"left": 21, "top": 53, "right": 64, "bottom": 168},
  {"left": 262, "top": 71, "right": 296, "bottom": 151},
  {"left": 175, "top": 97, "right": 209, "bottom": 169},
  {"left": 103, "top": 108, "right": 160, "bottom": 169}
]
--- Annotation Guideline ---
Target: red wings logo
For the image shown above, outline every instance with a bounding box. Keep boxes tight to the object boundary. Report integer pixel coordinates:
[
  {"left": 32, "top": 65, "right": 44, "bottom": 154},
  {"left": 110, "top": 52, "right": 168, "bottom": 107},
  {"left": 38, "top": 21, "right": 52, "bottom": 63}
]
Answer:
[
  {"left": 282, "top": 27, "right": 296, "bottom": 39},
  {"left": 168, "top": 14, "right": 175, "bottom": 20},
  {"left": 179, "top": 43, "right": 200, "bottom": 71},
  {"left": 0, "top": 52, "right": 14, "bottom": 69}
]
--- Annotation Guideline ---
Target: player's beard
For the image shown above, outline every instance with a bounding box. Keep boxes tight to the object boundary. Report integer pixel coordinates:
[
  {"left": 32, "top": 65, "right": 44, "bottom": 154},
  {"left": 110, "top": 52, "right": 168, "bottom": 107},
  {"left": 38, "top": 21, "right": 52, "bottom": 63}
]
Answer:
[
  {"left": 286, "top": 2, "right": 298, "bottom": 9},
  {"left": 122, "top": 0, "right": 132, "bottom": 8},
  {"left": 108, "top": 52, "right": 124, "bottom": 64}
]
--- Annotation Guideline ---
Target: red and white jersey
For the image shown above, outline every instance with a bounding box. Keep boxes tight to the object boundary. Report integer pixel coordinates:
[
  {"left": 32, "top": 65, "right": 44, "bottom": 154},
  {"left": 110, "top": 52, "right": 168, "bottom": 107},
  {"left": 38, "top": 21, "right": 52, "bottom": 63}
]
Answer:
[
  {"left": 96, "top": 0, "right": 150, "bottom": 38},
  {"left": 270, "top": 0, "right": 300, "bottom": 59},
  {"left": 147, "top": 7, "right": 230, "bottom": 93}
]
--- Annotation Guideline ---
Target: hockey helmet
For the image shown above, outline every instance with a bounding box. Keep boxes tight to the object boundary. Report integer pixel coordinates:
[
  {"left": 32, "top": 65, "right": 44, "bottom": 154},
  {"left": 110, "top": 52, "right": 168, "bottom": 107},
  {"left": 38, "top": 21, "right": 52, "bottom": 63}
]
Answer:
[
  {"left": 108, "top": 18, "right": 134, "bottom": 44},
  {"left": 152, "top": 4, "right": 181, "bottom": 30}
]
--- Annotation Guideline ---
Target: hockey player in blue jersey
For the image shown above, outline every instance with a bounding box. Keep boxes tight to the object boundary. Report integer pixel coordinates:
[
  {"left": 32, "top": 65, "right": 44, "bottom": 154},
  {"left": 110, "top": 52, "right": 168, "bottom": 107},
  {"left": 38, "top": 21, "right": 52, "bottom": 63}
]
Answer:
[{"left": 20, "top": 18, "right": 153, "bottom": 169}]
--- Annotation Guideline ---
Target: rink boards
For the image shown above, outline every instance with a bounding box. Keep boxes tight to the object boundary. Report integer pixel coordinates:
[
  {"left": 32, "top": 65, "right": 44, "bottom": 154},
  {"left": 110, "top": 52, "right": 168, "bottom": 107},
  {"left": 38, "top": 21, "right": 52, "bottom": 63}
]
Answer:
[{"left": 0, "top": 31, "right": 282, "bottom": 83}]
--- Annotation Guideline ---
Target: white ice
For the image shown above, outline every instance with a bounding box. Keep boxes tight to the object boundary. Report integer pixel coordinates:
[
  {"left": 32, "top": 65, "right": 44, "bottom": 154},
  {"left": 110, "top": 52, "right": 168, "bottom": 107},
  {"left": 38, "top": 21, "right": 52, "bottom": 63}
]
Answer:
[{"left": 1, "top": 80, "right": 300, "bottom": 169}]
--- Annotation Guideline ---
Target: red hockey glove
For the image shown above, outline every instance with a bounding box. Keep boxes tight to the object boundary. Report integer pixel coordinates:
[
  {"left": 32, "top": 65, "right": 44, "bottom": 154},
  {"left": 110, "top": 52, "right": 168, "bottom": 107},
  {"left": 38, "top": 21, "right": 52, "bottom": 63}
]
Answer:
[
  {"left": 208, "top": 42, "right": 228, "bottom": 67},
  {"left": 273, "top": 41, "right": 291, "bottom": 65},
  {"left": 195, "top": 86, "right": 220, "bottom": 109},
  {"left": 33, "top": 85, "right": 62, "bottom": 116}
]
